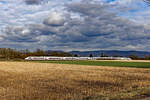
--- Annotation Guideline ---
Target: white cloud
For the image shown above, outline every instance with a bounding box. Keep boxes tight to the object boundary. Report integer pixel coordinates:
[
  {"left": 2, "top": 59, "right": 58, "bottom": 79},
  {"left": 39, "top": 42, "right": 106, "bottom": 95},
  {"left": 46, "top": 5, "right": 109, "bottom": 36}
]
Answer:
[
  {"left": 43, "top": 11, "right": 65, "bottom": 26},
  {"left": 0, "top": 0, "right": 150, "bottom": 51}
]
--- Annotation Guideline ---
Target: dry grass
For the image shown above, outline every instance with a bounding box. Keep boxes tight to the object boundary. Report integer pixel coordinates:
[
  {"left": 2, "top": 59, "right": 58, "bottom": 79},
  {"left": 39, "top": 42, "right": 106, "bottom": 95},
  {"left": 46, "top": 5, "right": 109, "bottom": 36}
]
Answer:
[{"left": 0, "top": 62, "right": 150, "bottom": 100}]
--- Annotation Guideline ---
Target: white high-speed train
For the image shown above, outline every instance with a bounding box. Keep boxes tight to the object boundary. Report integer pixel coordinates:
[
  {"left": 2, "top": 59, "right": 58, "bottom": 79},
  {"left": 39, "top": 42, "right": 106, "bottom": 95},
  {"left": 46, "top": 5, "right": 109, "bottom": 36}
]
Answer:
[{"left": 25, "top": 56, "right": 132, "bottom": 61}]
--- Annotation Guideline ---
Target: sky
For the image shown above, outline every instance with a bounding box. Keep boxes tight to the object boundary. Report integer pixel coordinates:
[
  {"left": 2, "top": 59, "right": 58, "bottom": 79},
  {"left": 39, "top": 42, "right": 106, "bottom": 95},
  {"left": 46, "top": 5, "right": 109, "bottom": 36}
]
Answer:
[{"left": 0, "top": 0, "right": 150, "bottom": 51}]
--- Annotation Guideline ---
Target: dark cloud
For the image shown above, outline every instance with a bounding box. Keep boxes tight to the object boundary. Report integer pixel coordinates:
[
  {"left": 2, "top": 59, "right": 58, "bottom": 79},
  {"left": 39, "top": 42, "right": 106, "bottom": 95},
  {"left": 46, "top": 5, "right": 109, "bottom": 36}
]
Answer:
[
  {"left": 1, "top": 1, "right": 150, "bottom": 51},
  {"left": 144, "top": 0, "right": 150, "bottom": 4},
  {"left": 24, "top": 0, "right": 48, "bottom": 5},
  {"left": 1, "top": 26, "right": 37, "bottom": 42}
]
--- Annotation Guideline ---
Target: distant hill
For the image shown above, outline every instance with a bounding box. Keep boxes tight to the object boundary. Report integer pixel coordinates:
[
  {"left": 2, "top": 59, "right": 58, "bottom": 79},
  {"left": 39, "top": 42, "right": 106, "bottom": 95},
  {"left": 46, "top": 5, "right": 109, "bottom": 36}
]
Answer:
[{"left": 69, "top": 50, "right": 150, "bottom": 57}]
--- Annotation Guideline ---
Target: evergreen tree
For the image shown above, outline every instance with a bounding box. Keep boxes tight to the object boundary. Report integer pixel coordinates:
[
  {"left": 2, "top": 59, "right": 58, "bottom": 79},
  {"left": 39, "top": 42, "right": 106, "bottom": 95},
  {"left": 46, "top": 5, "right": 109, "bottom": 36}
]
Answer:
[
  {"left": 89, "top": 54, "right": 93, "bottom": 57},
  {"left": 74, "top": 54, "right": 78, "bottom": 57}
]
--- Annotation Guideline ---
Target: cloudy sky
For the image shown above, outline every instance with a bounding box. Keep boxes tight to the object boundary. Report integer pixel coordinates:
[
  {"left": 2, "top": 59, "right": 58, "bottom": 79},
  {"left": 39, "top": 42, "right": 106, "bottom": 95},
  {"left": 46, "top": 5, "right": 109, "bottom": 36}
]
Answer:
[{"left": 0, "top": 0, "right": 150, "bottom": 51}]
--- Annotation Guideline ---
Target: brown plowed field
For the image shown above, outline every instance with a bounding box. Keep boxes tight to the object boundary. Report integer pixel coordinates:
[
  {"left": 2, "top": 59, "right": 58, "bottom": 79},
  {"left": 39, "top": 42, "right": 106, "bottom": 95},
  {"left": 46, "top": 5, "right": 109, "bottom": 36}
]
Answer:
[{"left": 0, "top": 61, "right": 149, "bottom": 100}]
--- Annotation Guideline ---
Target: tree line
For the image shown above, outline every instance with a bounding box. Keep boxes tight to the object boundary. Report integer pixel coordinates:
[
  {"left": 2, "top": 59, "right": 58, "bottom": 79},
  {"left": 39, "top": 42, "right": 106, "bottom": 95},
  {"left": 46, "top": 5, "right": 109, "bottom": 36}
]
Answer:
[
  {"left": 0, "top": 48, "right": 72, "bottom": 60},
  {"left": 0, "top": 48, "right": 150, "bottom": 60}
]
